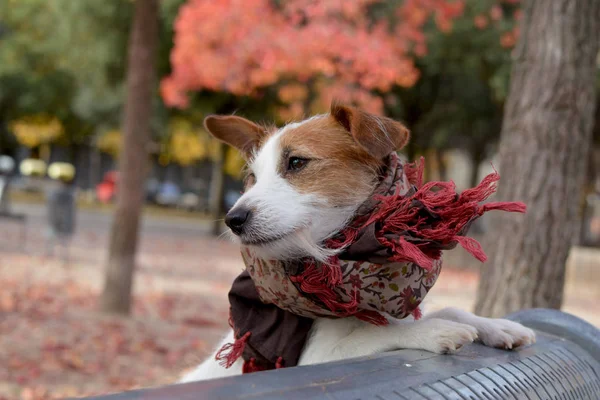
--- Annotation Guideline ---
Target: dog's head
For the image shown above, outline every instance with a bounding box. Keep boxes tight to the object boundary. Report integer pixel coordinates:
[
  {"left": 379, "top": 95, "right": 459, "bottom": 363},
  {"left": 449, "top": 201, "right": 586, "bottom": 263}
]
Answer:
[{"left": 204, "top": 103, "right": 410, "bottom": 261}]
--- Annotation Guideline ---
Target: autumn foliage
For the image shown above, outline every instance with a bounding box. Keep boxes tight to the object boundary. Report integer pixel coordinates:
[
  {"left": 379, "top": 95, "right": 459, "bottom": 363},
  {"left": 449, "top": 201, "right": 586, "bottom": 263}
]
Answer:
[{"left": 161, "top": 0, "right": 468, "bottom": 115}]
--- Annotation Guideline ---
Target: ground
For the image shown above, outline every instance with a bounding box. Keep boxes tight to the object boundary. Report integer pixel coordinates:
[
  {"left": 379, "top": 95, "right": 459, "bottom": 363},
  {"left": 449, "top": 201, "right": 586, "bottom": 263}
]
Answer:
[{"left": 0, "top": 203, "right": 598, "bottom": 400}]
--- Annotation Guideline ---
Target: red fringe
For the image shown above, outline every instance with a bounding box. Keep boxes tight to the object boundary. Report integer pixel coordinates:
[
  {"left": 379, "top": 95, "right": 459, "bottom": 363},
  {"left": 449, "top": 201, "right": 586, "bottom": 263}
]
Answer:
[
  {"left": 327, "top": 228, "right": 361, "bottom": 250},
  {"left": 242, "top": 357, "right": 268, "bottom": 374},
  {"left": 460, "top": 170, "right": 500, "bottom": 202},
  {"left": 412, "top": 307, "right": 422, "bottom": 320},
  {"left": 215, "top": 331, "right": 251, "bottom": 368},
  {"left": 455, "top": 236, "right": 487, "bottom": 262},
  {"left": 323, "top": 257, "right": 343, "bottom": 286},
  {"left": 241, "top": 357, "right": 284, "bottom": 373},
  {"left": 344, "top": 161, "right": 527, "bottom": 273},
  {"left": 275, "top": 357, "right": 284, "bottom": 369},
  {"left": 404, "top": 156, "right": 425, "bottom": 188},
  {"left": 483, "top": 201, "right": 527, "bottom": 213},
  {"left": 290, "top": 262, "right": 358, "bottom": 316},
  {"left": 389, "top": 237, "right": 434, "bottom": 271},
  {"left": 290, "top": 261, "right": 390, "bottom": 324}
]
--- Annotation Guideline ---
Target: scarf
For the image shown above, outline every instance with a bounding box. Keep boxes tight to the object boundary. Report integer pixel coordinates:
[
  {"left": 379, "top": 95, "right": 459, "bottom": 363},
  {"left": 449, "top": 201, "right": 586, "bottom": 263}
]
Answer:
[{"left": 216, "top": 153, "right": 526, "bottom": 372}]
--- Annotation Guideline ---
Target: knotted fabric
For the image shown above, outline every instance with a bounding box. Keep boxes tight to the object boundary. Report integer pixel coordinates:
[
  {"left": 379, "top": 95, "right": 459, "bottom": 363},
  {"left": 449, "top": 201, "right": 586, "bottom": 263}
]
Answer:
[{"left": 217, "top": 153, "right": 526, "bottom": 372}]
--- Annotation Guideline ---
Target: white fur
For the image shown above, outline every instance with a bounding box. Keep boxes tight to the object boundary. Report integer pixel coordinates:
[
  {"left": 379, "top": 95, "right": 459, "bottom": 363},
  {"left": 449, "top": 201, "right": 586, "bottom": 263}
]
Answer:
[
  {"left": 180, "top": 307, "right": 535, "bottom": 383},
  {"left": 181, "top": 116, "right": 536, "bottom": 384}
]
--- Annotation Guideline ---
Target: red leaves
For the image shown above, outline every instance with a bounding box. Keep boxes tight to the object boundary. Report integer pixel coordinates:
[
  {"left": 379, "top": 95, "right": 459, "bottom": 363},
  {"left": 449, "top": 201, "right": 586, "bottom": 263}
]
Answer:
[
  {"left": 161, "top": 0, "right": 465, "bottom": 113},
  {"left": 0, "top": 292, "right": 17, "bottom": 312},
  {"left": 58, "top": 352, "right": 87, "bottom": 372},
  {"left": 0, "top": 209, "right": 242, "bottom": 400},
  {"left": 19, "top": 388, "right": 49, "bottom": 400},
  {"left": 162, "top": 0, "right": 521, "bottom": 113},
  {"left": 0, "top": 278, "right": 221, "bottom": 400}
]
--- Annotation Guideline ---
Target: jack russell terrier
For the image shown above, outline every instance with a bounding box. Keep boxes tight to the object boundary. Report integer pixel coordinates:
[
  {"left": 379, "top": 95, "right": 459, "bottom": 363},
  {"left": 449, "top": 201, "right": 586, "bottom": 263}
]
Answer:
[{"left": 180, "top": 103, "right": 535, "bottom": 383}]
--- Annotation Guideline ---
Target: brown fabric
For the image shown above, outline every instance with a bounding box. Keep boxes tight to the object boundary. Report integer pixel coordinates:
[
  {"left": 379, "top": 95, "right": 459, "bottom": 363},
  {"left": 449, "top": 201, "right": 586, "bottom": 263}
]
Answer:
[{"left": 228, "top": 271, "right": 313, "bottom": 368}]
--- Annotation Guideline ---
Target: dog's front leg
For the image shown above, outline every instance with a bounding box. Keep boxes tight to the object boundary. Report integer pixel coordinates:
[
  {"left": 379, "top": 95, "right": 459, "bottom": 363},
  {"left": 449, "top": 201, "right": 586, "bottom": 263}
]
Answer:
[
  {"left": 298, "top": 316, "right": 478, "bottom": 365},
  {"left": 424, "top": 307, "right": 536, "bottom": 350},
  {"left": 178, "top": 329, "right": 244, "bottom": 383}
]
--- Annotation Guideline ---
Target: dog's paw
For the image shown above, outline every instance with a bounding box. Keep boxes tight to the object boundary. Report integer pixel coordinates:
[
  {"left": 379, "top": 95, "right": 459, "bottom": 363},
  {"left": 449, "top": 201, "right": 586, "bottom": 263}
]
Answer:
[
  {"left": 475, "top": 318, "right": 536, "bottom": 350},
  {"left": 422, "top": 319, "right": 478, "bottom": 355}
]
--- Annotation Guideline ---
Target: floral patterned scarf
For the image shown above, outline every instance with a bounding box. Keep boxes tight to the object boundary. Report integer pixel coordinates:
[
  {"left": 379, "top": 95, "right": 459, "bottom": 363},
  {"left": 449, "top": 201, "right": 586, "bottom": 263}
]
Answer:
[{"left": 216, "top": 153, "right": 526, "bottom": 373}]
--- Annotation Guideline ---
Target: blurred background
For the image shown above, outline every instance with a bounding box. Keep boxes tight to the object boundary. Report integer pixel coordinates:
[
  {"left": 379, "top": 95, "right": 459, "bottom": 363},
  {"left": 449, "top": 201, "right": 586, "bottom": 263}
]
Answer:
[{"left": 0, "top": 0, "right": 598, "bottom": 399}]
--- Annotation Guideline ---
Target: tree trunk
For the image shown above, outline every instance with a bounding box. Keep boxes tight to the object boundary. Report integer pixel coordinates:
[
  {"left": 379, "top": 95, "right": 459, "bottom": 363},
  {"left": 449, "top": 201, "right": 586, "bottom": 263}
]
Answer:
[
  {"left": 469, "top": 150, "right": 483, "bottom": 189},
  {"left": 209, "top": 143, "right": 227, "bottom": 236},
  {"left": 474, "top": 0, "right": 600, "bottom": 317},
  {"left": 435, "top": 149, "right": 448, "bottom": 182},
  {"left": 99, "top": 0, "right": 158, "bottom": 315}
]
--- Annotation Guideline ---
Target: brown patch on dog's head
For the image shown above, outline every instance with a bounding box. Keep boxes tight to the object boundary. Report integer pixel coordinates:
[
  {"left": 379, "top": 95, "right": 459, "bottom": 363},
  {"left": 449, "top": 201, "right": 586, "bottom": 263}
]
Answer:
[
  {"left": 215, "top": 104, "right": 412, "bottom": 260},
  {"left": 277, "top": 107, "right": 408, "bottom": 207},
  {"left": 204, "top": 115, "right": 273, "bottom": 159},
  {"left": 330, "top": 102, "right": 410, "bottom": 159},
  {"left": 207, "top": 104, "right": 410, "bottom": 208}
]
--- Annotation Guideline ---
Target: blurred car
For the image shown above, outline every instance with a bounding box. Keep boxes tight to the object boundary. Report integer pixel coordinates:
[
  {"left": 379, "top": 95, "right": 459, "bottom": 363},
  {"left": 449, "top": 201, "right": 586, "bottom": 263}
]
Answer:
[
  {"left": 96, "top": 171, "right": 118, "bottom": 204},
  {"left": 155, "top": 181, "right": 181, "bottom": 207},
  {"left": 178, "top": 192, "right": 205, "bottom": 212}
]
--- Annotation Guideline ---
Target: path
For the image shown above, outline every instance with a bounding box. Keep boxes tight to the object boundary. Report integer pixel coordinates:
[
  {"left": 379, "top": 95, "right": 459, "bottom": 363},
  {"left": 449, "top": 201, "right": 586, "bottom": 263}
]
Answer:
[{"left": 0, "top": 203, "right": 597, "bottom": 399}]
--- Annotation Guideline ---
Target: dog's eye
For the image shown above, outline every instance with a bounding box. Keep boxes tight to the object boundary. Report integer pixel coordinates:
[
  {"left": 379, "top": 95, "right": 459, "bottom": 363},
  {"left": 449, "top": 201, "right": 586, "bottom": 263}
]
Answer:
[{"left": 288, "top": 157, "right": 309, "bottom": 171}]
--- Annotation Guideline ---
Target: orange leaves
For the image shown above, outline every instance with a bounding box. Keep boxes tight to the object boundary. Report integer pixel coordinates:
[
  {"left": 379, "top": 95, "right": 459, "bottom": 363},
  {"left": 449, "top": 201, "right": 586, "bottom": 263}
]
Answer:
[
  {"left": 162, "top": 0, "right": 470, "bottom": 114},
  {"left": 474, "top": 15, "right": 489, "bottom": 29},
  {"left": 470, "top": 2, "right": 520, "bottom": 47},
  {"left": 160, "top": 78, "right": 189, "bottom": 109},
  {"left": 19, "top": 388, "right": 49, "bottom": 400},
  {"left": 397, "top": 0, "right": 464, "bottom": 36},
  {"left": 489, "top": 4, "right": 503, "bottom": 21},
  {"left": 162, "top": 0, "right": 520, "bottom": 113},
  {"left": 165, "top": 0, "right": 288, "bottom": 99},
  {"left": 0, "top": 277, "right": 219, "bottom": 399},
  {"left": 0, "top": 292, "right": 17, "bottom": 312},
  {"left": 500, "top": 31, "right": 517, "bottom": 48}
]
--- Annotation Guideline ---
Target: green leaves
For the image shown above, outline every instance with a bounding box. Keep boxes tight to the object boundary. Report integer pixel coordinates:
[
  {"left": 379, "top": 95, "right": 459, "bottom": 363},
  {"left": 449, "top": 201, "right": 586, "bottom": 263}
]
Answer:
[
  {"left": 0, "top": 0, "right": 133, "bottom": 144},
  {"left": 388, "top": 0, "right": 519, "bottom": 161}
]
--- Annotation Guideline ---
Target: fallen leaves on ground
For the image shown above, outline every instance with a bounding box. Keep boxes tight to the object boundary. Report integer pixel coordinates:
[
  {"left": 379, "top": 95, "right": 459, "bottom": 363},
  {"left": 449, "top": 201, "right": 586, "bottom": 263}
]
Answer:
[
  {"left": 0, "top": 210, "right": 241, "bottom": 400},
  {"left": 0, "top": 278, "right": 227, "bottom": 400}
]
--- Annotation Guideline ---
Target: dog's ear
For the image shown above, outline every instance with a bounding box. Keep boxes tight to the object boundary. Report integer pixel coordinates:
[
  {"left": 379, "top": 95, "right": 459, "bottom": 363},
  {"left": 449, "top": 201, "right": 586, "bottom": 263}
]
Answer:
[
  {"left": 204, "top": 115, "right": 265, "bottom": 158},
  {"left": 330, "top": 102, "right": 410, "bottom": 159}
]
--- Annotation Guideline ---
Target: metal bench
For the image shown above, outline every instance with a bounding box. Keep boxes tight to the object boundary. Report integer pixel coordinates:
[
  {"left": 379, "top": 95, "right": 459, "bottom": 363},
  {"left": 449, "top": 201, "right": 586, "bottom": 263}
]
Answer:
[{"left": 82, "top": 309, "right": 600, "bottom": 400}]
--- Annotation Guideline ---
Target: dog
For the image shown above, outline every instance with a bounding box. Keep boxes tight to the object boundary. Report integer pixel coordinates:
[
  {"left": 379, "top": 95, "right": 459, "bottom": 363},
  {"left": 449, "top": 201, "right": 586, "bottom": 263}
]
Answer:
[{"left": 180, "top": 103, "right": 536, "bottom": 383}]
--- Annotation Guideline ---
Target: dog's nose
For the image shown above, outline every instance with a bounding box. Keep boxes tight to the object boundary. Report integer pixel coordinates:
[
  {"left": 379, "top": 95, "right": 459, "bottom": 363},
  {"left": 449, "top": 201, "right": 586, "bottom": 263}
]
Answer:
[{"left": 225, "top": 207, "right": 251, "bottom": 235}]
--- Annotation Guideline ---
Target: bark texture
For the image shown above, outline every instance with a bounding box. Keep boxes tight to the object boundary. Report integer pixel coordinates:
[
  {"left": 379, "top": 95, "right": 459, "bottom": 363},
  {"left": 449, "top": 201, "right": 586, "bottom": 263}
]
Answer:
[
  {"left": 474, "top": 0, "right": 600, "bottom": 317},
  {"left": 475, "top": 0, "right": 600, "bottom": 317},
  {"left": 100, "top": 0, "right": 159, "bottom": 314}
]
